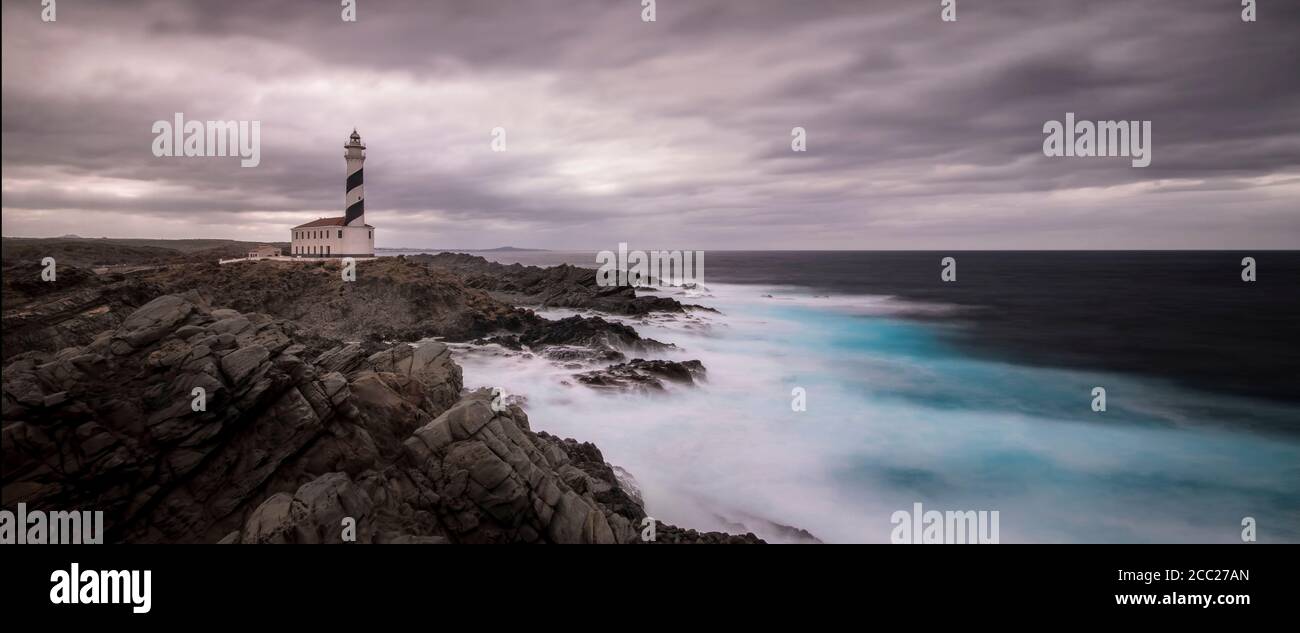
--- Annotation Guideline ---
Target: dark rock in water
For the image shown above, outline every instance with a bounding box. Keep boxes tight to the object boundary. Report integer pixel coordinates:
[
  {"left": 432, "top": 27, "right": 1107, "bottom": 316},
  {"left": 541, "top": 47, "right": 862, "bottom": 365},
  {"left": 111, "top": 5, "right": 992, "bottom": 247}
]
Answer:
[
  {"left": 711, "top": 512, "right": 824, "bottom": 544},
  {"left": 644, "top": 524, "right": 765, "bottom": 545},
  {"left": 482, "top": 315, "right": 672, "bottom": 363},
  {"left": 1, "top": 291, "right": 752, "bottom": 544},
  {"left": 631, "top": 359, "right": 705, "bottom": 384},
  {"left": 575, "top": 359, "right": 706, "bottom": 393},
  {"left": 772, "top": 524, "right": 822, "bottom": 544},
  {"left": 541, "top": 345, "right": 625, "bottom": 364}
]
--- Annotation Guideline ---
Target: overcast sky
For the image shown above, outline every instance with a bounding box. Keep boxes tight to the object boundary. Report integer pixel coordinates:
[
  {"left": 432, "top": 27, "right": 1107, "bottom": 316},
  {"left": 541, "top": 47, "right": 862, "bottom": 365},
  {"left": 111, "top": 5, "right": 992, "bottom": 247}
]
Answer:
[{"left": 2, "top": 0, "right": 1298, "bottom": 249}]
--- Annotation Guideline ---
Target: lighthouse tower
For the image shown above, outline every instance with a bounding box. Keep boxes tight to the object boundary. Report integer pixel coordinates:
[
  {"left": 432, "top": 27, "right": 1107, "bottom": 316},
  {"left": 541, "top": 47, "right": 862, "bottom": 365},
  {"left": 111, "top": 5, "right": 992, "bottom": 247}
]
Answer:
[
  {"left": 287, "top": 129, "right": 375, "bottom": 257},
  {"left": 344, "top": 129, "right": 366, "bottom": 226}
]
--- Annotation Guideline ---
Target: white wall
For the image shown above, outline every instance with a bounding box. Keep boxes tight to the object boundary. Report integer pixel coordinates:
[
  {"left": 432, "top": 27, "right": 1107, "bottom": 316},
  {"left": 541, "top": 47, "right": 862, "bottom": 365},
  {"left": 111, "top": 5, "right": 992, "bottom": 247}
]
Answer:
[
  {"left": 340, "top": 225, "right": 373, "bottom": 255},
  {"left": 289, "top": 225, "right": 372, "bottom": 256}
]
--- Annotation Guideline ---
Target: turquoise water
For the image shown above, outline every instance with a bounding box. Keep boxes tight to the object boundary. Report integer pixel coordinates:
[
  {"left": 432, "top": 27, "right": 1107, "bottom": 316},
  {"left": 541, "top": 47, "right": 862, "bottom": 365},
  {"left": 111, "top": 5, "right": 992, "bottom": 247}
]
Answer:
[{"left": 452, "top": 282, "right": 1300, "bottom": 543}]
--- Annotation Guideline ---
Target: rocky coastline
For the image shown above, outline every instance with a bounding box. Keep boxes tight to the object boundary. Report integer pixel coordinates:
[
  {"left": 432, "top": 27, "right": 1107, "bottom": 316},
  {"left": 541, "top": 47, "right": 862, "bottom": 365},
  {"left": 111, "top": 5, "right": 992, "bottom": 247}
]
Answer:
[{"left": 1, "top": 254, "right": 763, "bottom": 543}]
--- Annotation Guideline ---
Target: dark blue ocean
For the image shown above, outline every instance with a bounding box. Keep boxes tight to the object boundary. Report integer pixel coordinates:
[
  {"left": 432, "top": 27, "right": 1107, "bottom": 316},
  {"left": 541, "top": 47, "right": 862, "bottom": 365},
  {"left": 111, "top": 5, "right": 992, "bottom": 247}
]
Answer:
[{"left": 396, "top": 250, "right": 1300, "bottom": 543}]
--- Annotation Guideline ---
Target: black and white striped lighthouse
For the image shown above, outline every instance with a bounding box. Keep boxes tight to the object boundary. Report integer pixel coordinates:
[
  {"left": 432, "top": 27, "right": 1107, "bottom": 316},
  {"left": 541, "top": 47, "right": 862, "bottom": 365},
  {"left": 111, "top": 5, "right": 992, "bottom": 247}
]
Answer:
[
  {"left": 289, "top": 129, "right": 374, "bottom": 258},
  {"left": 344, "top": 129, "right": 366, "bottom": 226}
]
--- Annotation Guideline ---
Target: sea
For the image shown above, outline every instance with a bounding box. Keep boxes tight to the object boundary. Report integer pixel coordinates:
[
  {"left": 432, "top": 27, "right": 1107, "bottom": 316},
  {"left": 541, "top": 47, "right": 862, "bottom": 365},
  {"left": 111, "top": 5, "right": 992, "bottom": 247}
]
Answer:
[{"left": 387, "top": 250, "right": 1300, "bottom": 543}]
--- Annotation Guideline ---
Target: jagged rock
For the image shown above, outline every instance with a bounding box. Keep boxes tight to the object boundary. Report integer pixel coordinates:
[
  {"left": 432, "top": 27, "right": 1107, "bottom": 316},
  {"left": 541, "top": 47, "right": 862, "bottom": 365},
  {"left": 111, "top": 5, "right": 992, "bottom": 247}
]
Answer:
[
  {"left": 0, "top": 292, "right": 461, "bottom": 543},
  {"left": 113, "top": 293, "right": 200, "bottom": 349},
  {"left": 1, "top": 262, "right": 161, "bottom": 362},
  {"left": 239, "top": 472, "right": 374, "bottom": 544},
  {"left": 365, "top": 341, "right": 461, "bottom": 413},
  {"left": 315, "top": 343, "right": 370, "bottom": 374},
  {"left": 3, "top": 257, "right": 685, "bottom": 380},
  {"left": 646, "top": 524, "right": 765, "bottom": 545},
  {"left": 575, "top": 359, "right": 706, "bottom": 393},
  {"left": 2, "top": 258, "right": 759, "bottom": 544},
  {"left": 136, "top": 257, "right": 527, "bottom": 344},
  {"left": 2, "top": 291, "right": 753, "bottom": 544},
  {"left": 414, "top": 252, "right": 704, "bottom": 316},
  {"left": 532, "top": 432, "right": 763, "bottom": 545},
  {"left": 481, "top": 315, "right": 672, "bottom": 364},
  {"left": 401, "top": 395, "right": 625, "bottom": 543},
  {"left": 220, "top": 345, "right": 270, "bottom": 386}
]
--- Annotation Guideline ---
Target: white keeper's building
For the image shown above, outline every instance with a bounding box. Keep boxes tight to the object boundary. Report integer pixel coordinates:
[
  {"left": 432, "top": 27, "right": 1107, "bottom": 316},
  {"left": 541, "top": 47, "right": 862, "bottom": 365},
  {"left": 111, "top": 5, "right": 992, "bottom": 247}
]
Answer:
[{"left": 290, "top": 129, "right": 375, "bottom": 257}]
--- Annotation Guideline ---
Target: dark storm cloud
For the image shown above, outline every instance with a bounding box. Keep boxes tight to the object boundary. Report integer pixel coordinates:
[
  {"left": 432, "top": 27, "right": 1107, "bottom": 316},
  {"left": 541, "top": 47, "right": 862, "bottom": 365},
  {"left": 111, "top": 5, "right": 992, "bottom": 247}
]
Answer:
[{"left": 2, "top": 0, "right": 1297, "bottom": 248}]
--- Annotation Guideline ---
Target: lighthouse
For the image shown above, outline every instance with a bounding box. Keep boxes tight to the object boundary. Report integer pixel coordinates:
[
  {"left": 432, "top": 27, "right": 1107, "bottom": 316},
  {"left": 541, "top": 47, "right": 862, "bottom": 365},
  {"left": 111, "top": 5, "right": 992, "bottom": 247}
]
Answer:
[
  {"left": 289, "top": 129, "right": 376, "bottom": 257},
  {"left": 344, "top": 129, "right": 366, "bottom": 226}
]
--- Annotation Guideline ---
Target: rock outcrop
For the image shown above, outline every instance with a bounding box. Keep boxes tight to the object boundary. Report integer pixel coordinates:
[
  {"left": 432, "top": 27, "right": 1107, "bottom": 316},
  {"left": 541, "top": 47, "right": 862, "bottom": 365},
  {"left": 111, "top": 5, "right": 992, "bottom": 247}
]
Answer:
[
  {"left": 1, "top": 261, "right": 163, "bottom": 362},
  {"left": 2, "top": 257, "right": 682, "bottom": 373},
  {"left": 141, "top": 257, "right": 528, "bottom": 344},
  {"left": 1, "top": 292, "right": 757, "bottom": 544},
  {"left": 415, "top": 252, "right": 699, "bottom": 315},
  {"left": 575, "top": 359, "right": 707, "bottom": 393},
  {"left": 479, "top": 315, "right": 673, "bottom": 364}
]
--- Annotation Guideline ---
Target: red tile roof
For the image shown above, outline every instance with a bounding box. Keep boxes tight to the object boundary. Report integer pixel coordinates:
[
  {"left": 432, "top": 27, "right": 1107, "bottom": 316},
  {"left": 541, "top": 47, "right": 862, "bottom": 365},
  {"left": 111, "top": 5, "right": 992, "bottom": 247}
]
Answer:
[{"left": 293, "top": 216, "right": 374, "bottom": 229}]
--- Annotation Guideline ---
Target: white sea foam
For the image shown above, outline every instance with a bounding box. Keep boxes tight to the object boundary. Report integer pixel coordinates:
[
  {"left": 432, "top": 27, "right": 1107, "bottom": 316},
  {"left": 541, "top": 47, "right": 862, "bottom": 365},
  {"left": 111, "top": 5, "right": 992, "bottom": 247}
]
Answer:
[{"left": 450, "top": 282, "right": 1300, "bottom": 543}]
